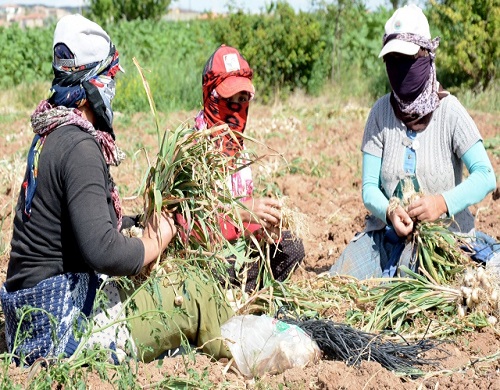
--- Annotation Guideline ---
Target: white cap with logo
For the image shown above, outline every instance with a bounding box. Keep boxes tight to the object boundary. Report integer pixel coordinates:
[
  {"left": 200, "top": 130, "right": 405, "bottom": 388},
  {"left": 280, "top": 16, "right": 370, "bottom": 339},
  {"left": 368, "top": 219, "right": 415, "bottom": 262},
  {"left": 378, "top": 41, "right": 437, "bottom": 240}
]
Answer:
[{"left": 378, "top": 4, "right": 431, "bottom": 58}]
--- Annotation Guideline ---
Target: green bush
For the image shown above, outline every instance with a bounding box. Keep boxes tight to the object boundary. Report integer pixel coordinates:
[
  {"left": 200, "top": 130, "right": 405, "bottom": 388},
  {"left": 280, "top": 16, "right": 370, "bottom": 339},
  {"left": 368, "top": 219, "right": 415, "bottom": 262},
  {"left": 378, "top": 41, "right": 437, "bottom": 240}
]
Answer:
[
  {"left": 210, "top": 3, "right": 326, "bottom": 102},
  {"left": 314, "top": 1, "right": 392, "bottom": 100},
  {"left": 0, "top": 24, "right": 53, "bottom": 86},
  {"left": 428, "top": 0, "right": 499, "bottom": 92},
  {"left": 0, "top": 2, "right": 496, "bottom": 113},
  {"left": 108, "top": 19, "right": 218, "bottom": 112}
]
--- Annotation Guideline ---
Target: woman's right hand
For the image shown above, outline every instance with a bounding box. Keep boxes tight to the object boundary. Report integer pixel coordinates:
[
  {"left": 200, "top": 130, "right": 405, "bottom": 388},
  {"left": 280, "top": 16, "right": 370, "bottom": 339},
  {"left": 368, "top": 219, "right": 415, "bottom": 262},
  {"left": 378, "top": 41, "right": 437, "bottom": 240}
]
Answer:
[
  {"left": 387, "top": 205, "right": 414, "bottom": 237},
  {"left": 141, "top": 211, "right": 177, "bottom": 266},
  {"left": 239, "top": 197, "right": 282, "bottom": 230}
]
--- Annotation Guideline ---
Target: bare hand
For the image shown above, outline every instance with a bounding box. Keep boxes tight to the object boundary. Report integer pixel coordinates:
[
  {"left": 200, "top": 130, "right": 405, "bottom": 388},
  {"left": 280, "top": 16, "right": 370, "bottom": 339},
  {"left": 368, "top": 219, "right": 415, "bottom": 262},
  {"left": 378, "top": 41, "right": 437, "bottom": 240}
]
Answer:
[
  {"left": 407, "top": 194, "right": 447, "bottom": 222},
  {"left": 240, "top": 198, "right": 282, "bottom": 229},
  {"left": 387, "top": 205, "right": 414, "bottom": 237},
  {"left": 141, "top": 211, "right": 177, "bottom": 266}
]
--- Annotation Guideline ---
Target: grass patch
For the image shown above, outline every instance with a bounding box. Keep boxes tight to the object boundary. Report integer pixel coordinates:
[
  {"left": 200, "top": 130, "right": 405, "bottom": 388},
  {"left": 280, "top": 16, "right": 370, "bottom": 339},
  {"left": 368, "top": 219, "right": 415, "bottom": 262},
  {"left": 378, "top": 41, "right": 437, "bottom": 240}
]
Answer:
[{"left": 456, "top": 80, "right": 500, "bottom": 114}]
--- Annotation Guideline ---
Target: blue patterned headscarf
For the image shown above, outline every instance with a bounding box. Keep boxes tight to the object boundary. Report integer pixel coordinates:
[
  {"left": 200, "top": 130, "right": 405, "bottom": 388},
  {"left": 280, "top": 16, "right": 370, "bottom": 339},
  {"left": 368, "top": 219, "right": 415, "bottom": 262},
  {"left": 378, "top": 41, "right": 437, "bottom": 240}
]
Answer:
[
  {"left": 22, "top": 43, "right": 125, "bottom": 227},
  {"left": 49, "top": 42, "right": 122, "bottom": 138}
]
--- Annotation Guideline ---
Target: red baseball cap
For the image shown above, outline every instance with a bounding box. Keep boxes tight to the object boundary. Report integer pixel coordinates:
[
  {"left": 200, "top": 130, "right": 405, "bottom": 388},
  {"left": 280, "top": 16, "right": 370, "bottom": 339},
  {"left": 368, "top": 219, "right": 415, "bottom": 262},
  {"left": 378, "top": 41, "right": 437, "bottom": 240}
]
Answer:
[{"left": 202, "top": 45, "right": 255, "bottom": 98}]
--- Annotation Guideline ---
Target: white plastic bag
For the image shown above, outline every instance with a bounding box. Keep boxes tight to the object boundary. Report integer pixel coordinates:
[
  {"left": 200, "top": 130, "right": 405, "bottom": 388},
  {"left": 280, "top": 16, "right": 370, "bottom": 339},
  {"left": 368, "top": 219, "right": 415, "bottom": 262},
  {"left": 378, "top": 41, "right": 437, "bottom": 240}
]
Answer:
[{"left": 221, "top": 315, "right": 321, "bottom": 378}]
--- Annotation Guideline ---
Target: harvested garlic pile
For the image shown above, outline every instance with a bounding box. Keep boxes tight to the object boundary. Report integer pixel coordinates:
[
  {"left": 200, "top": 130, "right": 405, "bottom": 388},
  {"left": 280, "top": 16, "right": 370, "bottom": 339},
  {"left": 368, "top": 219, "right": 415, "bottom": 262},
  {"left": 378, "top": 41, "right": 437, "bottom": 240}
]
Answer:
[{"left": 458, "top": 266, "right": 500, "bottom": 325}]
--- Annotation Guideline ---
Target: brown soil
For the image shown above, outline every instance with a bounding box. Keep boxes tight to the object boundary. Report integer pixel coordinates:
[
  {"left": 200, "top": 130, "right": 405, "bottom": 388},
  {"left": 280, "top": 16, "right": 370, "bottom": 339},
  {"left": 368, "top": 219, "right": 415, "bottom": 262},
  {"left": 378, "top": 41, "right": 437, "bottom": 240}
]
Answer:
[{"left": 1, "top": 92, "right": 499, "bottom": 388}]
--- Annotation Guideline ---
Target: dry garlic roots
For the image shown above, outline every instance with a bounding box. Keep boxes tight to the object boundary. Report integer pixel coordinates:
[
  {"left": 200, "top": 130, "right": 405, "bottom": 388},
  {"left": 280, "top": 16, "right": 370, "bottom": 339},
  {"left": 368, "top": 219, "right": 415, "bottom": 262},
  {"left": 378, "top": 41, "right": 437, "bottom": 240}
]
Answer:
[{"left": 387, "top": 177, "right": 423, "bottom": 216}]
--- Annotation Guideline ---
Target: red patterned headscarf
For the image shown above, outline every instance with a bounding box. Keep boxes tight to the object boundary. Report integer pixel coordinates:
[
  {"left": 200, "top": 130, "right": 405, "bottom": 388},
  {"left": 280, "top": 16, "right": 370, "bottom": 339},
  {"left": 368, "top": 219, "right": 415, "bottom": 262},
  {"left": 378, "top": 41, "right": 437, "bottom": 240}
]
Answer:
[{"left": 201, "top": 45, "right": 255, "bottom": 158}]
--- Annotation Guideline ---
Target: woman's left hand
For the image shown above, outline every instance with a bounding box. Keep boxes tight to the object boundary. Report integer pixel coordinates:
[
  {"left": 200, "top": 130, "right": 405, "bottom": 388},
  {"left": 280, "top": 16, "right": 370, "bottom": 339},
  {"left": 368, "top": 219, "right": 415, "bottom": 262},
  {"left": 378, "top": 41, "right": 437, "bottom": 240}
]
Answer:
[{"left": 407, "top": 194, "right": 448, "bottom": 222}]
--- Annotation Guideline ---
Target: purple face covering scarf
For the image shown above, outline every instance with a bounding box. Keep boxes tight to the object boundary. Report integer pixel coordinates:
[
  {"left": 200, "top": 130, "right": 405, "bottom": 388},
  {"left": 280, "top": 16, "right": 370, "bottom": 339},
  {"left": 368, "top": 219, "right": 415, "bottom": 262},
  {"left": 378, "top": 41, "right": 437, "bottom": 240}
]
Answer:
[
  {"left": 385, "top": 55, "right": 431, "bottom": 102},
  {"left": 382, "top": 33, "right": 447, "bottom": 131}
]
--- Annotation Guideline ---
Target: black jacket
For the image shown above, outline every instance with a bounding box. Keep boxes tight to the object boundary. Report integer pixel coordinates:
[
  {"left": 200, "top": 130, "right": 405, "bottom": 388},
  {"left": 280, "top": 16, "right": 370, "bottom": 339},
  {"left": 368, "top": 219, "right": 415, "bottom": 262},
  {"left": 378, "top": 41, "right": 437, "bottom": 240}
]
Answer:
[{"left": 6, "top": 125, "right": 143, "bottom": 292}]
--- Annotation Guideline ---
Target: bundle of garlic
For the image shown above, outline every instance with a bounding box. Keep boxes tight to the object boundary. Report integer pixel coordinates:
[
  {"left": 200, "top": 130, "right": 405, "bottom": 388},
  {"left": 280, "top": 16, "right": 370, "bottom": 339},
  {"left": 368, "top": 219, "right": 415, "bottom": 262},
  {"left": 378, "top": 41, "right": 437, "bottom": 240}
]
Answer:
[
  {"left": 387, "top": 177, "right": 472, "bottom": 284},
  {"left": 457, "top": 266, "right": 500, "bottom": 325},
  {"left": 121, "top": 225, "right": 176, "bottom": 284},
  {"left": 387, "top": 176, "right": 423, "bottom": 215}
]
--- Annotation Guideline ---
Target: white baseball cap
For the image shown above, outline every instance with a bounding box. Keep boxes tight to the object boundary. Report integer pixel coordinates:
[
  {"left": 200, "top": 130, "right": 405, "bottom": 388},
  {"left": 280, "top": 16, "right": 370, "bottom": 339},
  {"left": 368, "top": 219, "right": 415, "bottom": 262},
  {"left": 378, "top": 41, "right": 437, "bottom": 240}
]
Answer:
[
  {"left": 53, "top": 14, "right": 111, "bottom": 67},
  {"left": 378, "top": 4, "right": 431, "bottom": 58}
]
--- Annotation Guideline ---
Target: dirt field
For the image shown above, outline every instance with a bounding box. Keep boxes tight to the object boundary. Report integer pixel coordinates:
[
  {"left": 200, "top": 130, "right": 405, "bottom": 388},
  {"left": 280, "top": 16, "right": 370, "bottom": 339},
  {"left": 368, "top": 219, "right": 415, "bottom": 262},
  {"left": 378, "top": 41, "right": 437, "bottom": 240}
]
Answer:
[{"left": 1, "top": 91, "right": 499, "bottom": 388}]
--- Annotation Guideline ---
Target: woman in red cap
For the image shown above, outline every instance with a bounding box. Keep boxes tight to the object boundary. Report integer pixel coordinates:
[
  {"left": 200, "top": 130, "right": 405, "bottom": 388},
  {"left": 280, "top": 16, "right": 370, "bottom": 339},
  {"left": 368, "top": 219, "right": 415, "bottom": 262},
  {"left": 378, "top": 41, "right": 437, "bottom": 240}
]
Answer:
[{"left": 194, "top": 44, "right": 305, "bottom": 292}]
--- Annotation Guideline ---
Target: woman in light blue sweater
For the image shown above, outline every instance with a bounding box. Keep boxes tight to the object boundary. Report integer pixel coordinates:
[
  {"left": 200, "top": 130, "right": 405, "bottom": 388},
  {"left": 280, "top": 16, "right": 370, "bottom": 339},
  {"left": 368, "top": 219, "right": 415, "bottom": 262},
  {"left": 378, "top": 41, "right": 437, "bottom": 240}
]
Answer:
[{"left": 329, "top": 4, "right": 497, "bottom": 280}]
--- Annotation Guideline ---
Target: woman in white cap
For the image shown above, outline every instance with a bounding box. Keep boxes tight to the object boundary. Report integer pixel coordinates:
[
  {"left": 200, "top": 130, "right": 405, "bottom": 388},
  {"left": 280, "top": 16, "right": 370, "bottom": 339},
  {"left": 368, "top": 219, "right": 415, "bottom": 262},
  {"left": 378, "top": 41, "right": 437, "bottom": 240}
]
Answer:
[
  {"left": 329, "top": 4, "right": 496, "bottom": 279},
  {"left": 1, "top": 14, "right": 233, "bottom": 366},
  {"left": 190, "top": 44, "right": 305, "bottom": 292}
]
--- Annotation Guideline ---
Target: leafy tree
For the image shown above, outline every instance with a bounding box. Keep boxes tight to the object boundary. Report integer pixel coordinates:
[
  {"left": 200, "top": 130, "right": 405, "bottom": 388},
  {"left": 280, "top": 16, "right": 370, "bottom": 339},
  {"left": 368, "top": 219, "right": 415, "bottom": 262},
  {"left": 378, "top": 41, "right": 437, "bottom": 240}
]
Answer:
[
  {"left": 389, "top": 0, "right": 398, "bottom": 9},
  {"left": 85, "top": 0, "right": 113, "bottom": 24},
  {"left": 428, "top": 0, "right": 499, "bottom": 92},
  {"left": 210, "top": 2, "right": 325, "bottom": 101},
  {"left": 86, "top": 0, "right": 171, "bottom": 23},
  {"left": 315, "top": 0, "right": 373, "bottom": 81},
  {"left": 314, "top": 1, "right": 390, "bottom": 90}
]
